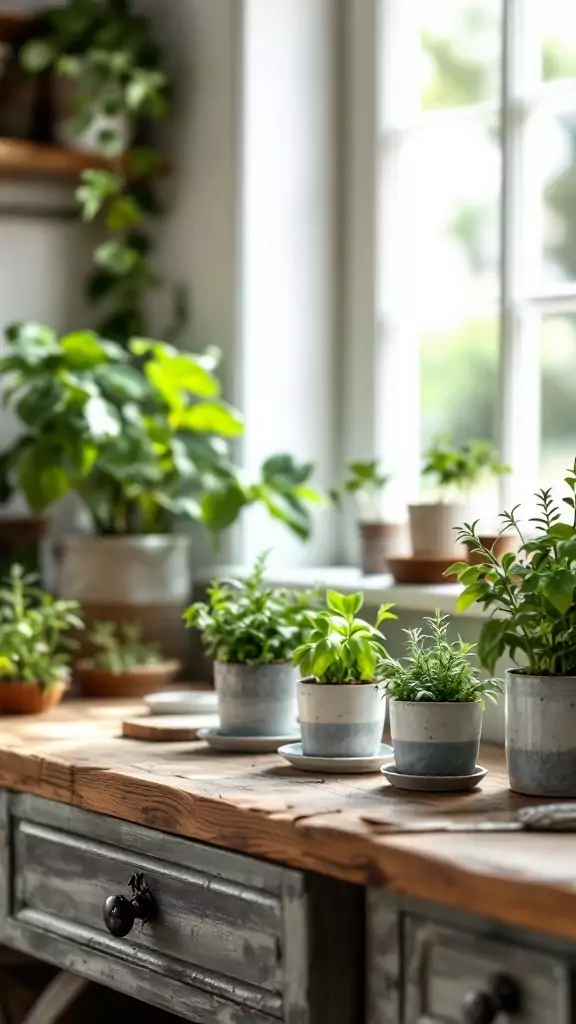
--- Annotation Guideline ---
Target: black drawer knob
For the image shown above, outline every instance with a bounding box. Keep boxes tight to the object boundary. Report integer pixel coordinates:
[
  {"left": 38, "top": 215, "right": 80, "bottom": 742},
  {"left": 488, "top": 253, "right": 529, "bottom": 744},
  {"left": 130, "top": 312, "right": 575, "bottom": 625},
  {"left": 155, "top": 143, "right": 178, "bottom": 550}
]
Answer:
[
  {"left": 462, "top": 973, "right": 521, "bottom": 1024},
  {"left": 103, "top": 872, "right": 156, "bottom": 938}
]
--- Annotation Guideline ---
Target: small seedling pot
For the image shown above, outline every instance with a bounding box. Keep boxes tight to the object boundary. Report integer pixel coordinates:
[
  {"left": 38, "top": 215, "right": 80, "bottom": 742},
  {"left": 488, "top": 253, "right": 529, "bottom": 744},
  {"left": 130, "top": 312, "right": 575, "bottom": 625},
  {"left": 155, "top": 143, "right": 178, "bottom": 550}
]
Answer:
[
  {"left": 507, "top": 671, "right": 576, "bottom": 797},
  {"left": 214, "top": 662, "right": 299, "bottom": 736},
  {"left": 76, "top": 659, "right": 181, "bottom": 698},
  {"left": 389, "top": 700, "right": 482, "bottom": 776},
  {"left": 358, "top": 522, "right": 409, "bottom": 575},
  {"left": 0, "top": 676, "right": 68, "bottom": 716},
  {"left": 408, "top": 502, "right": 468, "bottom": 559},
  {"left": 298, "top": 680, "right": 386, "bottom": 757}
]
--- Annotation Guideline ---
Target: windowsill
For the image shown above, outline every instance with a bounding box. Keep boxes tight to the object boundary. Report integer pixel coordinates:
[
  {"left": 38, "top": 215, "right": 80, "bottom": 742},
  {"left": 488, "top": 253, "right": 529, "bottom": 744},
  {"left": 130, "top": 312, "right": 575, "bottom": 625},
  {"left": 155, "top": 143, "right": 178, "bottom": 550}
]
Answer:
[{"left": 196, "top": 564, "right": 488, "bottom": 617}]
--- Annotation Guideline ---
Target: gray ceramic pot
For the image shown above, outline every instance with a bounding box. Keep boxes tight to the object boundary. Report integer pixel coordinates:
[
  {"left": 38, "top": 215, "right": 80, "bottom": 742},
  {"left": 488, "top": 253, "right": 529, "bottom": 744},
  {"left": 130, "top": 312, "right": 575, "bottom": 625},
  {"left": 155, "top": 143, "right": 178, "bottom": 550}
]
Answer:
[
  {"left": 213, "top": 662, "right": 299, "bottom": 737},
  {"left": 507, "top": 670, "right": 576, "bottom": 797},
  {"left": 297, "top": 681, "right": 386, "bottom": 757},
  {"left": 389, "top": 700, "right": 482, "bottom": 776}
]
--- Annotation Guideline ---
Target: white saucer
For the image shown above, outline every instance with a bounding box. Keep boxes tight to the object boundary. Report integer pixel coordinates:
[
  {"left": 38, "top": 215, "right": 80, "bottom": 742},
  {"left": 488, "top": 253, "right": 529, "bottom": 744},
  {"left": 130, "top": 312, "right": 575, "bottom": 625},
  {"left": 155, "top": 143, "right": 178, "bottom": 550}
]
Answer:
[
  {"left": 144, "top": 691, "right": 218, "bottom": 715},
  {"left": 278, "top": 743, "right": 394, "bottom": 774},
  {"left": 381, "top": 763, "right": 488, "bottom": 792},
  {"left": 197, "top": 727, "right": 300, "bottom": 753}
]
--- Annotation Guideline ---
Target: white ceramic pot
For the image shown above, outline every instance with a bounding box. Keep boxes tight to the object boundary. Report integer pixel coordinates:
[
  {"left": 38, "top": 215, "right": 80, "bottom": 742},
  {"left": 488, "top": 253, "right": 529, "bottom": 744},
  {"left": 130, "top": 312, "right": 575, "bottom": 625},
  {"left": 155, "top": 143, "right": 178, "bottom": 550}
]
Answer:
[
  {"left": 506, "top": 671, "right": 576, "bottom": 797},
  {"left": 358, "top": 521, "right": 410, "bottom": 575},
  {"left": 297, "top": 681, "right": 386, "bottom": 757},
  {"left": 58, "top": 534, "right": 192, "bottom": 664},
  {"left": 214, "top": 662, "right": 299, "bottom": 737},
  {"left": 389, "top": 700, "right": 482, "bottom": 776},
  {"left": 408, "top": 502, "right": 468, "bottom": 558}
]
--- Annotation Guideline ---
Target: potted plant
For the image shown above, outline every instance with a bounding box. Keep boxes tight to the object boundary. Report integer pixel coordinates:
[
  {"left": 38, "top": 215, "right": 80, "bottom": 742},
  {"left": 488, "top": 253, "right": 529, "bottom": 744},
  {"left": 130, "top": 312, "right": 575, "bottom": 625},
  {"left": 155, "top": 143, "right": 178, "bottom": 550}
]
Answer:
[
  {"left": 331, "top": 460, "right": 408, "bottom": 575},
  {"left": 292, "top": 590, "right": 396, "bottom": 757},
  {"left": 76, "top": 620, "right": 179, "bottom": 698},
  {"left": 0, "top": 563, "right": 82, "bottom": 715},
  {"left": 381, "top": 610, "right": 500, "bottom": 776},
  {"left": 409, "top": 436, "right": 509, "bottom": 559},
  {"left": 0, "top": 325, "right": 320, "bottom": 663},
  {"left": 184, "top": 555, "right": 313, "bottom": 736},
  {"left": 448, "top": 472, "right": 576, "bottom": 797}
]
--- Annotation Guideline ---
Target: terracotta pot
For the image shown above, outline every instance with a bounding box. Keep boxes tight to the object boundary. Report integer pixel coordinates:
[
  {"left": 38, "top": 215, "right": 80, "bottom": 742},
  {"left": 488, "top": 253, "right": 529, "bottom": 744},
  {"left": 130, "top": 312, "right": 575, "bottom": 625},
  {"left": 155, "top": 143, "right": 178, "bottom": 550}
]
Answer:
[
  {"left": 468, "top": 533, "right": 517, "bottom": 565},
  {"left": 408, "top": 502, "right": 468, "bottom": 559},
  {"left": 76, "top": 659, "right": 181, "bottom": 698},
  {"left": 0, "top": 678, "right": 67, "bottom": 715},
  {"left": 358, "top": 522, "right": 409, "bottom": 575}
]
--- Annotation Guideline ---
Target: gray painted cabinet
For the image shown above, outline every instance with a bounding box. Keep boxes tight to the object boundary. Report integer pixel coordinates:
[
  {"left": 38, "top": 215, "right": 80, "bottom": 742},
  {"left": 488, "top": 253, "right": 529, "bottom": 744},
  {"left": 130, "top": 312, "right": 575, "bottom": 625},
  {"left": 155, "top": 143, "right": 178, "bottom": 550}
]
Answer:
[{"left": 0, "top": 790, "right": 363, "bottom": 1024}]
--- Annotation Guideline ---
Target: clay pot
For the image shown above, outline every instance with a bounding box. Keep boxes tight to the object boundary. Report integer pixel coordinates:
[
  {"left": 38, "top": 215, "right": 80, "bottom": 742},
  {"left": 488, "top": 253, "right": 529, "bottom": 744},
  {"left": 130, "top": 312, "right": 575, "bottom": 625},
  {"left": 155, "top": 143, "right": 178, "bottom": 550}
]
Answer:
[
  {"left": 76, "top": 659, "right": 181, "bottom": 698},
  {"left": 358, "top": 522, "right": 409, "bottom": 575},
  {"left": 0, "top": 678, "right": 67, "bottom": 715},
  {"left": 468, "top": 533, "right": 517, "bottom": 565}
]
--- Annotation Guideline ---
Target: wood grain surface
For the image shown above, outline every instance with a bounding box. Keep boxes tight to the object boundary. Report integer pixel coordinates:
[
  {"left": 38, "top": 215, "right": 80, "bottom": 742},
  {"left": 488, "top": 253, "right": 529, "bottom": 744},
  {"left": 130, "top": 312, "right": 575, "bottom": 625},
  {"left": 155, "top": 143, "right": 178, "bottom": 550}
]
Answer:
[
  {"left": 1, "top": 701, "right": 576, "bottom": 943},
  {"left": 121, "top": 714, "right": 219, "bottom": 741}
]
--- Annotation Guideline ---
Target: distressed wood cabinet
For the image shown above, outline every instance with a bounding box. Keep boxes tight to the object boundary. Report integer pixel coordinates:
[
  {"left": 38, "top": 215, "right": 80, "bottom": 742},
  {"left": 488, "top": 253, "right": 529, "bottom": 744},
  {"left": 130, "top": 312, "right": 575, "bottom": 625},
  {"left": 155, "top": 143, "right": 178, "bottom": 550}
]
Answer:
[{"left": 0, "top": 791, "right": 363, "bottom": 1024}]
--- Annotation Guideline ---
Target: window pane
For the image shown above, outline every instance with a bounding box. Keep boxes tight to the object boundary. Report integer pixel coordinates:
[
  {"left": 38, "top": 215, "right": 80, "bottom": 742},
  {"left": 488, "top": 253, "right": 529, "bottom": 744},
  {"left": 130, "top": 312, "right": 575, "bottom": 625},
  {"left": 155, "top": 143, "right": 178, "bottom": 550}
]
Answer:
[
  {"left": 540, "top": 107, "right": 576, "bottom": 284},
  {"left": 419, "top": 0, "right": 501, "bottom": 111},
  {"left": 541, "top": 314, "right": 576, "bottom": 489},
  {"left": 542, "top": 2, "right": 576, "bottom": 83}
]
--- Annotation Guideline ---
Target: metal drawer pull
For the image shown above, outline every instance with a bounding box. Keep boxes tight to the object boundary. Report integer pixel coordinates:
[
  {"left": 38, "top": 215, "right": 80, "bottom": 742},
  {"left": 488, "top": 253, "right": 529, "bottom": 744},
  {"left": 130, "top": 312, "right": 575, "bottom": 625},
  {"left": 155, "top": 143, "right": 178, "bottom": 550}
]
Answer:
[
  {"left": 462, "top": 973, "right": 521, "bottom": 1023},
  {"left": 103, "top": 871, "right": 156, "bottom": 938}
]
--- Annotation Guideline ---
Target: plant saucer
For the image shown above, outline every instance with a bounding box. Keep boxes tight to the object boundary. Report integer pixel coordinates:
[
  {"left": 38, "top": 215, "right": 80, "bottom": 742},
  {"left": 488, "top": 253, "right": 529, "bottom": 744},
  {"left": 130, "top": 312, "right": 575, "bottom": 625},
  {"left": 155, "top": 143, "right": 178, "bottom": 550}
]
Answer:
[
  {"left": 197, "top": 727, "right": 300, "bottom": 753},
  {"left": 381, "top": 763, "right": 488, "bottom": 792},
  {"left": 144, "top": 690, "right": 218, "bottom": 715},
  {"left": 278, "top": 742, "right": 394, "bottom": 774}
]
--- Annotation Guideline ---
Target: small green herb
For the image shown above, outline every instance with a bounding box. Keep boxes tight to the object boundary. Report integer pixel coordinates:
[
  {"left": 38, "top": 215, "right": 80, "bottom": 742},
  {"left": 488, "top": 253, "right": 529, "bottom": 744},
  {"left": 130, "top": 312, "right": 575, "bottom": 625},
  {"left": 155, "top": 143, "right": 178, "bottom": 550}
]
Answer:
[
  {"left": 183, "top": 554, "right": 315, "bottom": 665},
  {"left": 292, "top": 590, "right": 396, "bottom": 684},
  {"left": 423, "top": 435, "right": 509, "bottom": 496},
  {"left": 0, "top": 564, "right": 83, "bottom": 687},
  {"left": 88, "top": 621, "right": 162, "bottom": 673},
  {"left": 330, "top": 459, "right": 390, "bottom": 506},
  {"left": 447, "top": 469, "right": 576, "bottom": 675},
  {"left": 380, "top": 610, "right": 501, "bottom": 705}
]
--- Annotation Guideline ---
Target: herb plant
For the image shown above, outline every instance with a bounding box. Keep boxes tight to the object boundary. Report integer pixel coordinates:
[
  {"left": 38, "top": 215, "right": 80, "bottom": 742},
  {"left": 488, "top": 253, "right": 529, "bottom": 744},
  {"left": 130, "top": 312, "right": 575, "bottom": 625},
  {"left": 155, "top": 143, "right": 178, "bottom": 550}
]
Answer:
[
  {"left": 448, "top": 471, "right": 576, "bottom": 676},
  {"left": 330, "top": 460, "right": 390, "bottom": 505},
  {"left": 0, "top": 325, "right": 319, "bottom": 539},
  {"left": 292, "top": 590, "right": 396, "bottom": 683},
  {"left": 88, "top": 621, "right": 161, "bottom": 672},
  {"left": 184, "top": 555, "right": 315, "bottom": 665},
  {"left": 423, "top": 436, "right": 509, "bottom": 496},
  {"left": 0, "top": 564, "right": 83, "bottom": 687},
  {"left": 380, "top": 610, "right": 501, "bottom": 705}
]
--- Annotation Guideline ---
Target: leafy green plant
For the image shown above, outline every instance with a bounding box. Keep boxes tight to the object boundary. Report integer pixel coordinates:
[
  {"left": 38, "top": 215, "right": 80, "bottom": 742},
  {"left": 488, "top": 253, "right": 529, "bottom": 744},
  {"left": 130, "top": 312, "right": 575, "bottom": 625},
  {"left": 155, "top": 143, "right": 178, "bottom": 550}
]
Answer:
[
  {"left": 448, "top": 471, "right": 576, "bottom": 676},
  {"left": 20, "top": 0, "right": 172, "bottom": 345},
  {"left": 0, "top": 564, "right": 83, "bottom": 687},
  {"left": 292, "top": 590, "right": 396, "bottom": 683},
  {"left": 0, "top": 324, "right": 319, "bottom": 538},
  {"left": 380, "top": 609, "right": 501, "bottom": 705},
  {"left": 184, "top": 554, "right": 315, "bottom": 665},
  {"left": 88, "top": 620, "right": 161, "bottom": 672},
  {"left": 330, "top": 460, "right": 390, "bottom": 506},
  {"left": 422, "top": 435, "right": 509, "bottom": 496}
]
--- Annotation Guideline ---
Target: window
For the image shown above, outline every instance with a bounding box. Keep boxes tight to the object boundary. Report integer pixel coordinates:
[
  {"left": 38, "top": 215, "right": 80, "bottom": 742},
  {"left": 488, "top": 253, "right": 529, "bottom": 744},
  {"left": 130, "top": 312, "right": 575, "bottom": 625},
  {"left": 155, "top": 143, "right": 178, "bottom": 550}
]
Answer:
[{"left": 375, "top": 0, "right": 576, "bottom": 518}]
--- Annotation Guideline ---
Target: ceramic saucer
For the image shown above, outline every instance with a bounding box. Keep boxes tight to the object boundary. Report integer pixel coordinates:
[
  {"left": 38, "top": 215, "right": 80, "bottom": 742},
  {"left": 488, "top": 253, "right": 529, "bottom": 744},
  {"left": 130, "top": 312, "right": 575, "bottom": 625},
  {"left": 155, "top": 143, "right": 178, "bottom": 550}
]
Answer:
[
  {"left": 144, "top": 690, "right": 218, "bottom": 715},
  {"left": 197, "top": 727, "right": 300, "bottom": 753},
  {"left": 278, "top": 742, "right": 394, "bottom": 774},
  {"left": 381, "top": 763, "right": 488, "bottom": 792}
]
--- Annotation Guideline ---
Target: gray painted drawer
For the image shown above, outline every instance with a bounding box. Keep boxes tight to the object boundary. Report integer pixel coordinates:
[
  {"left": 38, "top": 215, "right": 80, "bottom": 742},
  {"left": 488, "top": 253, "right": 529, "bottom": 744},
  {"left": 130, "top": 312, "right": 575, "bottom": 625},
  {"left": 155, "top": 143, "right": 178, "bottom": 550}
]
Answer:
[{"left": 0, "top": 792, "right": 363, "bottom": 1024}]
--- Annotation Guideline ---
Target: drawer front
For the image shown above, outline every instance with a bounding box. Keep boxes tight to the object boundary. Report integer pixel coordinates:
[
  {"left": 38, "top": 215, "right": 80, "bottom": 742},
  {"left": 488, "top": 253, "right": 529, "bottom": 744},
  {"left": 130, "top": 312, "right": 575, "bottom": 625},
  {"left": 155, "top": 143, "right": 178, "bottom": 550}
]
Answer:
[{"left": 404, "top": 916, "right": 571, "bottom": 1024}]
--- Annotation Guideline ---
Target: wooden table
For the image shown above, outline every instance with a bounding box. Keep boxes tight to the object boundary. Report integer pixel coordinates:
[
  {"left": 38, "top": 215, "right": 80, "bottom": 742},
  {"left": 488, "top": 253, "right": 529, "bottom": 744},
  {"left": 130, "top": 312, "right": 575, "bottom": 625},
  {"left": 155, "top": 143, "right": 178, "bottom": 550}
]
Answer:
[{"left": 1, "top": 701, "right": 576, "bottom": 1024}]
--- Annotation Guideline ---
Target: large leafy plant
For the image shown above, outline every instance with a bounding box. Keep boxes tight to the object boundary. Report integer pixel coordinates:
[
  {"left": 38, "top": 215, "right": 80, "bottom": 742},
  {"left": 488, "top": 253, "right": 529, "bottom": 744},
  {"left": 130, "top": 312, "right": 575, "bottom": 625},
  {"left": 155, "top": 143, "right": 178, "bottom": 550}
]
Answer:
[
  {"left": 380, "top": 609, "right": 501, "bottom": 705},
  {"left": 448, "top": 472, "right": 576, "bottom": 675},
  {"left": 184, "top": 555, "right": 315, "bottom": 665},
  {"left": 0, "top": 564, "right": 83, "bottom": 687},
  {"left": 88, "top": 621, "right": 162, "bottom": 672},
  {"left": 0, "top": 323, "right": 319, "bottom": 538},
  {"left": 292, "top": 590, "right": 396, "bottom": 684},
  {"left": 20, "top": 0, "right": 172, "bottom": 345},
  {"left": 423, "top": 436, "right": 509, "bottom": 497}
]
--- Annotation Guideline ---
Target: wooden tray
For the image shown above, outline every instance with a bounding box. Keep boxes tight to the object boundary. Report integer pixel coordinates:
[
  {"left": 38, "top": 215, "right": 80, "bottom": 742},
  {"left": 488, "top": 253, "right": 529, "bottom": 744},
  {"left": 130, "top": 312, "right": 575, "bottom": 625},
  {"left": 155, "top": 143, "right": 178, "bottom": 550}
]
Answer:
[
  {"left": 122, "top": 713, "right": 219, "bottom": 742},
  {"left": 387, "top": 556, "right": 458, "bottom": 585}
]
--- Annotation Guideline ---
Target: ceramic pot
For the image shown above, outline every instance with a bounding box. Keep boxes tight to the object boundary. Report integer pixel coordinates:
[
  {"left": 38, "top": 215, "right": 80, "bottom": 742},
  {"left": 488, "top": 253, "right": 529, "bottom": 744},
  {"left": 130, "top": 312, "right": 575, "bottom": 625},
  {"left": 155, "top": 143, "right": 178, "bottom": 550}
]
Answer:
[
  {"left": 506, "top": 671, "right": 576, "bottom": 797},
  {"left": 468, "top": 533, "right": 517, "bottom": 566},
  {"left": 408, "top": 502, "right": 468, "bottom": 559},
  {"left": 76, "top": 659, "right": 180, "bottom": 699},
  {"left": 58, "top": 535, "right": 192, "bottom": 666},
  {"left": 297, "top": 681, "right": 386, "bottom": 757},
  {"left": 213, "top": 662, "right": 299, "bottom": 737},
  {"left": 358, "top": 522, "right": 409, "bottom": 575},
  {"left": 0, "top": 677, "right": 67, "bottom": 715},
  {"left": 389, "top": 700, "right": 482, "bottom": 776}
]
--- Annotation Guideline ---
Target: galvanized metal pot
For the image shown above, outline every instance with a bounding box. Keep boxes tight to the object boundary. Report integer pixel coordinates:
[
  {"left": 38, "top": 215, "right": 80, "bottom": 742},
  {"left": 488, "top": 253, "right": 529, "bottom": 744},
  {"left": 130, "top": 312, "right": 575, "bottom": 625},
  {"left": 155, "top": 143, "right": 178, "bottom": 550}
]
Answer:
[
  {"left": 507, "top": 670, "right": 576, "bottom": 797},
  {"left": 213, "top": 662, "right": 299, "bottom": 736}
]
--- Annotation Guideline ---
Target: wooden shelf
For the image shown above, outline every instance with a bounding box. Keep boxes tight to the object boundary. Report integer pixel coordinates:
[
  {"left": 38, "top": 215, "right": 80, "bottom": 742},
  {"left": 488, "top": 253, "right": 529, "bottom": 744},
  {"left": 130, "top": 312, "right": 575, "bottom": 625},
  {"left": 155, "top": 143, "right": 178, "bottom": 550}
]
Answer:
[{"left": 0, "top": 139, "right": 117, "bottom": 182}]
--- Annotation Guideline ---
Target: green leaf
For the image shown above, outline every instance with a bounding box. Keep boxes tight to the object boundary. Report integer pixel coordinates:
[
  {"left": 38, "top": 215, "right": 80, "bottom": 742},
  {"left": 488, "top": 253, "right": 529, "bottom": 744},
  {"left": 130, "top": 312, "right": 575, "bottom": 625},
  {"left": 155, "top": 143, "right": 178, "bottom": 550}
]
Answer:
[
  {"left": 456, "top": 582, "right": 489, "bottom": 613},
  {"left": 342, "top": 592, "right": 363, "bottom": 620},
  {"left": 94, "top": 241, "right": 141, "bottom": 276},
  {"left": 84, "top": 397, "right": 121, "bottom": 438},
  {"left": 347, "top": 637, "right": 378, "bottom": 679},
  {"left": 458, "top": 564, "right": 485, "bottom": 585},
  {"left": 326, "top": 590, "right": 348, "bottom": 616},
  {"left": 200, "top": 481, "right": 247, "bottom": 531},
  {"left": 501, "top": 551, "right": 517, "bottom": 572},
  {"left": 547, "top": 523, "right": 575, "bottom": 541},
  {"left": 262, "top": 454, "right": 314, "bottom": 488},
  {"left": 20, "top": 39, "right": 55, "bottom": 73},
  {"left": 174, "top": 401, "right": 244, "bottom": 437},
  {"left": 477, "top": 619, "right": 506, "bottom": 673},
  {"left": 542, "top": 570, "right": 575, "bottom": 615},
  {"left": 60, "top": 331, "right": 108, "bottom": 368}
]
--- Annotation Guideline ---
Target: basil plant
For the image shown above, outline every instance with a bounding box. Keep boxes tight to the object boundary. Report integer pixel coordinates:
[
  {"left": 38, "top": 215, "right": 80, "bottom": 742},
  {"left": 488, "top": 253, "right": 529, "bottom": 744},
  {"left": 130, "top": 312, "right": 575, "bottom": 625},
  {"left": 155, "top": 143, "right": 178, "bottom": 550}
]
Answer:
[{"left": 0, "top": 323, "right": 319, "bottom": 539}]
